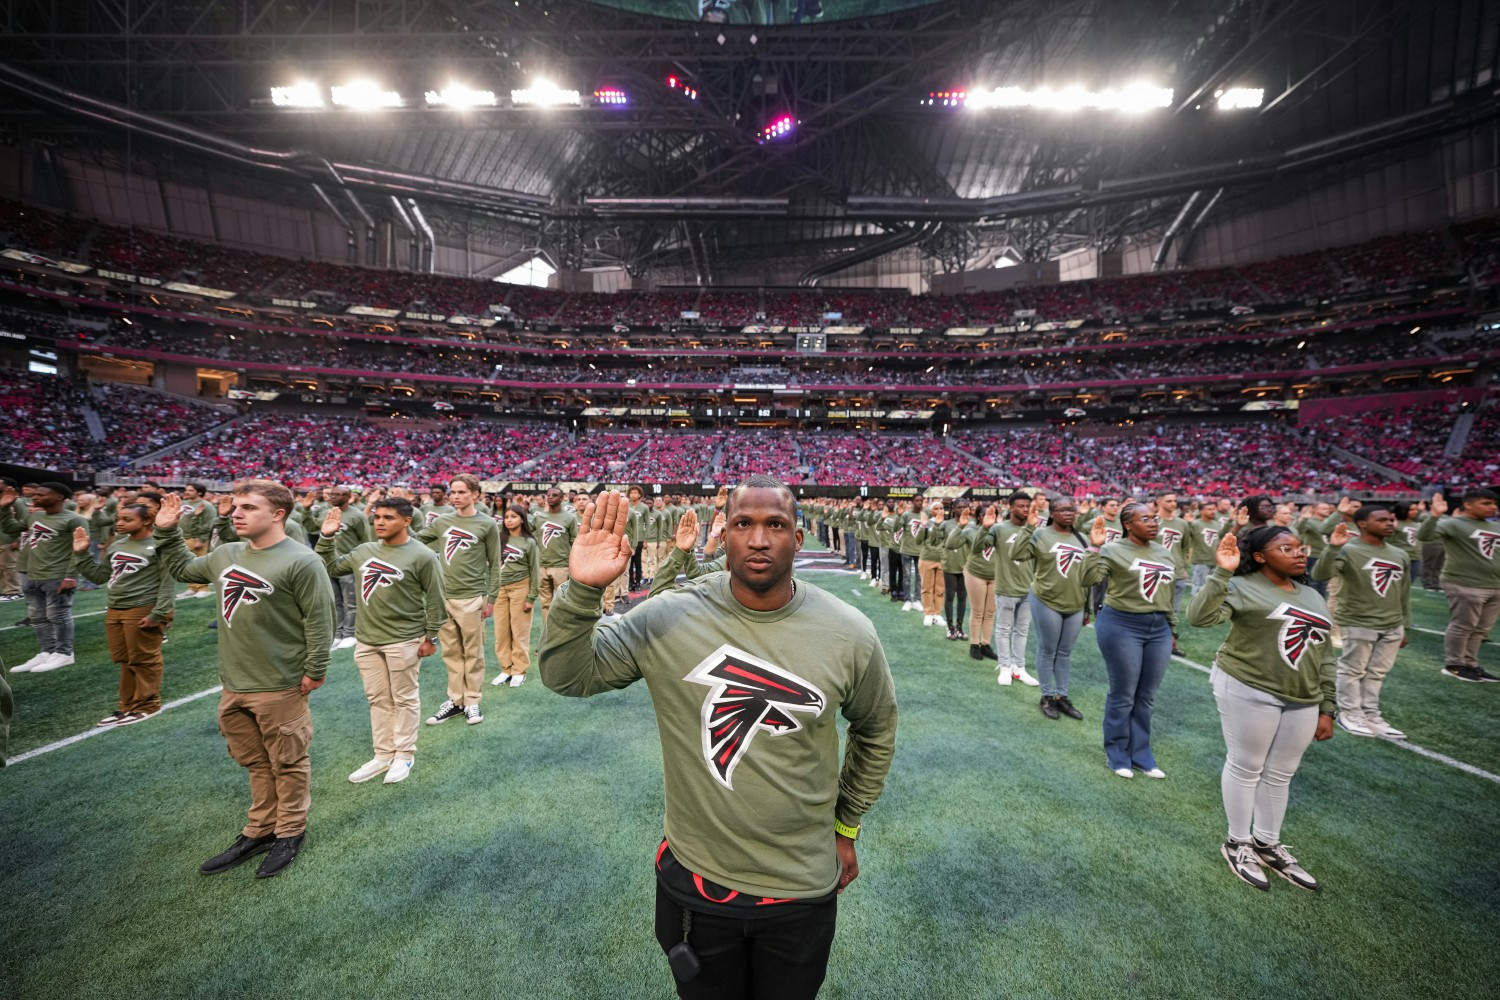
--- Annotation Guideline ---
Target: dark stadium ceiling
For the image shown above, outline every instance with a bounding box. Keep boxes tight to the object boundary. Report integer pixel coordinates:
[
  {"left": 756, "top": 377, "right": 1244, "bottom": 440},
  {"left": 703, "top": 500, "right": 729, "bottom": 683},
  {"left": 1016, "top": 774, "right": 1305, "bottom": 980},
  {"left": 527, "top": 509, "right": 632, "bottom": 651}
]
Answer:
[{"left": 1, "top": 0, "right": 1497, "bottom": 278}]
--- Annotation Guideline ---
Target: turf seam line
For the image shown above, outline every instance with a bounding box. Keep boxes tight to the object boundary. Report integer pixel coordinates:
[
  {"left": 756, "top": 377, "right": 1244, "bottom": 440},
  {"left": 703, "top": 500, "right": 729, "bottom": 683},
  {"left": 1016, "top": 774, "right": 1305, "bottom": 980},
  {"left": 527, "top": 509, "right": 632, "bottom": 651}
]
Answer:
[
  {"left": 5, "top": 609, "right": 109, "bottom": 630},
  {"left": 1408, "top": 624, "right": 1499, "bottom": 647},
  {"left": 7, "top": 684, "right": 224, "bottom": 766},
  {"left": 1170, "top": 655, "right": 1500, "bottom": 785}
]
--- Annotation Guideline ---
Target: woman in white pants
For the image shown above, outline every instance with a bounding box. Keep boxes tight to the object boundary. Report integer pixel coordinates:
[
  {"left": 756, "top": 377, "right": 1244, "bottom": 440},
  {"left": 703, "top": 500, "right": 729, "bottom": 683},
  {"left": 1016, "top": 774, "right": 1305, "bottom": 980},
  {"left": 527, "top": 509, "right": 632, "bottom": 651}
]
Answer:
[{"left": 1187, "top": 525, "right": 1336, "bottom": 892}]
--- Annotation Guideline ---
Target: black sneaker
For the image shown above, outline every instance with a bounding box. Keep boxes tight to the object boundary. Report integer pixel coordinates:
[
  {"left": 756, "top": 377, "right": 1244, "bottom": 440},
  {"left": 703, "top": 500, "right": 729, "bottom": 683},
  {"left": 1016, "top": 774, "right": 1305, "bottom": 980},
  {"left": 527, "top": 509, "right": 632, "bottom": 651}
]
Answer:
[
  {"left": 969, "top": 645, "right": 984, "bottom": 661},
  {"left": 425, "top": 699, "right": 464, "bottom": 725},
  {"left": 1054, "top": 695, "right": 1084, "bottom": 720},
  {"left": 199, "top": 833, "right": 275, "bottom": 875},
  {"left": 1476, "top": 667, "right": 1500, "bottom": 684},
  {"left": 979, "top": 644, "right": 999, "bottom": 660},
  {"left": 1221, "top": 839, "right": 1270, "bottom": 891},
  {"left": 1252, "top": 840, "right": 1320, "bottom": 891},
  {"left": 254, "top": 833, "right": 305, "bottom": 879},
  {"left": 1039, "top": 695, "right": 1061, "bottom": 720},
  {"left": 1441, "top": 665, "right": 1483, "bottom": 682}
]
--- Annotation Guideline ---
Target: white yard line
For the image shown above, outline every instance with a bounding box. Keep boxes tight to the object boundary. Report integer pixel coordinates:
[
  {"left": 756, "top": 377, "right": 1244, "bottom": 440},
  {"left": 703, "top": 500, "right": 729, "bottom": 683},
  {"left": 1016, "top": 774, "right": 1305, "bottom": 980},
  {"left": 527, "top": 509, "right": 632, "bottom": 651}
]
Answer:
[
  {"left": 4, "top": 608, "right": 109, "bottom": 630},
  {"left": 7, "top": 685, "right": 223, "bottom": 766},
  {"left": 1171, "top": 654, "right": 1499, "bottom": 785},
  {"left": 1407, "top": 624, "right": 1499, "bottom": 647}
]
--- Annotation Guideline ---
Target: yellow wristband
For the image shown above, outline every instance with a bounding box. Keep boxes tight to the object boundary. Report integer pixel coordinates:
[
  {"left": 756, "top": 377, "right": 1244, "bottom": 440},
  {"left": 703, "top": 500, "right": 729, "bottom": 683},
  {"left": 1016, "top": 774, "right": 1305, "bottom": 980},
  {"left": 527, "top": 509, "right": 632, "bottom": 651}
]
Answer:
[{"left": 833, "top": 818, "right": 860, "bottom": 840}]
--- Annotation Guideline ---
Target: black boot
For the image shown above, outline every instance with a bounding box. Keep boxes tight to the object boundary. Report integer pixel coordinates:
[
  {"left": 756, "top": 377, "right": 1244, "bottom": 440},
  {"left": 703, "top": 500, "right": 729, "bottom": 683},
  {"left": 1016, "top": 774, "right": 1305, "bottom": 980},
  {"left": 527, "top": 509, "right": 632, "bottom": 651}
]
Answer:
[
  {"left": 979, "top": 644, "right": 999, "bottom": 660},
  {"left": 969, "top": 645, "right": 984, "bottom": 661},
  {"left": 1055, "top": 695, "right": 1084, "bottom": 720},
  {"left": 1039, "top": 695, "right": 1061, "bottom": 720},
  {"left": 254, "top": 833, "right": 306, "bottom": 879},
  {"left": 199, "top": 833, "right": 275, "bottom": 875}
]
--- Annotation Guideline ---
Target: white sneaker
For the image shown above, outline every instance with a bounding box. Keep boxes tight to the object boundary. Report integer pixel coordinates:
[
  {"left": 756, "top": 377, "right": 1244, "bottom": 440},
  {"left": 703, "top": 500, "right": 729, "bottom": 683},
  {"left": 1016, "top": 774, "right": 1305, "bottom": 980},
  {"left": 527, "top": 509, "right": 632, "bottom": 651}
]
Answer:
[
  {"left": 11, "top": 652, "right": 49, "bottom": 673},
  {"left": 1112, "top": 767, "right": 1134, "bottom": 779},
  {"left": 997, "top": 667, "right": 1013, "bottom": 686},
  {"left": 1336, "top": 713, "right": 1375, "bottom": 737},
  {"left": 336, "top": 636, "right": 357, "bottom": 650},
  {"left": 868, "top": 578, "right": 879, "bottom": 588},
  {"left": 510, "top": 674, "right": 527, "bottom": 687},
  {"left": 348, "top": 757, "right": 392, "bottom": 783},
  {"left": 329, "top": 640, "right": 340, "bottom": 651},
  {"left": 1012, "top": 667, "right": 1040, "bottom": 687},
  {"left": 491, "top": 673, "right": 509, "bottom": 686},
  {"left": 31, "top": 652, "right": 73, "bottom": 672},
  {"left": 900, "top": 601, "right": 911, "bottom": 612},
  {"left": 1365, "top": 715, "right": 1406, "bottom": 739},
  {"left": 1137, "top": 767, "right": 1166, "bottom": 779},
  {"left": 383, "top": 759, "right": 413, "bottom": 784}
]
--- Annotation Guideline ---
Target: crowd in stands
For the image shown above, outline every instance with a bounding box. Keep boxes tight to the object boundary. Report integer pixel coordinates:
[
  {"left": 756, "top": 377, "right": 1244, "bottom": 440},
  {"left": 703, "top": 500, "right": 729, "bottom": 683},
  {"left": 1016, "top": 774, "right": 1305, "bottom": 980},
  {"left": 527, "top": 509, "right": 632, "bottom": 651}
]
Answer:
[
  {"left": 1306, "top": 401, "right": 1461, "bottom": 481},
  {"left": 622, "top": 432, "right": 724, "bottom": 482},
  {"left": 949, "top": 428, "right": 1110, "bottom": 495},
  {"left": 715, "top": 430, "right": 803, "bottom": 481},
  {"left": 1449, "top": 403, "right": 1500, "bottom": 483},
  {"left": 90, "top": 383, "right": 229, "bottom": 456},
  {"left": 0, "top": 369, "right": 116, "bottom": 471}
]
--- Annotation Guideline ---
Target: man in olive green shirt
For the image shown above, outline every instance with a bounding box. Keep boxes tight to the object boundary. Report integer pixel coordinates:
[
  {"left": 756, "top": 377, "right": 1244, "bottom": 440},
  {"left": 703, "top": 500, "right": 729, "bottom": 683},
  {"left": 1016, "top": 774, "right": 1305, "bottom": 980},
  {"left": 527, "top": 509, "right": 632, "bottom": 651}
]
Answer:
[
  {"left": 0, "top": 481, "right": 90, "bottom": 672},
  {"left": 540, "top": 476, "right": 896, "bottom": 1000},
  {"left": 1418, "top": 488, "right": 1500, "bottom": 682}
]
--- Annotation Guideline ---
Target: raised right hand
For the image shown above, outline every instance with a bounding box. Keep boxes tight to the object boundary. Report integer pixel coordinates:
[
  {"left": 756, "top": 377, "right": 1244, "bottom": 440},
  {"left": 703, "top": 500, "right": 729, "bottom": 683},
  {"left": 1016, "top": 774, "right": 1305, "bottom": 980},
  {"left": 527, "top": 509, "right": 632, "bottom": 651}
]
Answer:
[
  {"left": 674, "top": 508, "right": 699, "bottom": 552},
  {"left": 156, "top": 492, "right": 183, "bottom": 530},
  {"left": 320, "top": 506, "right": 343, "bottom": 537},
  {"left": 0, "top": 486, "right": 16, "bottom": 508},
  {"left": 569, "top": 490, "right": 634, "bottom": 589},
  {"left": 1328, "top": 522, "right": 1350, "bottom": 547},
  {"left": 1215, "top": 530, "right": 1241, "bottom": 572},
  {"left": 217, "top": 495, "right": 233, "bottom": 517},
  {"left": 1429, "top": 492, "right": 1448, "bottom": 517},
  {"left": 72, "top": 525, "right": 91, "bottom": 552}
]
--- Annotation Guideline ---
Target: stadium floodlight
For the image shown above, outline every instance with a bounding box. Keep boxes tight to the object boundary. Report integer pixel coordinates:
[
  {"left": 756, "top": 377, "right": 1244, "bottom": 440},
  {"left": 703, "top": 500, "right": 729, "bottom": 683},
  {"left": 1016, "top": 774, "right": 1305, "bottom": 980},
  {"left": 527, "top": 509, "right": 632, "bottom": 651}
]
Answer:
[
  {"left": 511, "top": 80, "right": 581, "bottom": 107},
  {"left": 270, "top": 83, "right": 324, "bottom": 108},
  {"left": 330, "top": 81, "right": 403, "bottom": 109},
  {"left": 757, "top": 113, "right": 797, "bottom": 143},
  {"left": 425, "top": 85, "right": 497, "bottom": 108},
  {"left": 1215, "top": 87, "right": 1265, "bottom": 110},
  {"left": 594, "top": 87, "right": 629, "bottom": 106},
  {"left": 967, "top": 84, "right": 1173, "bottom": 111}
]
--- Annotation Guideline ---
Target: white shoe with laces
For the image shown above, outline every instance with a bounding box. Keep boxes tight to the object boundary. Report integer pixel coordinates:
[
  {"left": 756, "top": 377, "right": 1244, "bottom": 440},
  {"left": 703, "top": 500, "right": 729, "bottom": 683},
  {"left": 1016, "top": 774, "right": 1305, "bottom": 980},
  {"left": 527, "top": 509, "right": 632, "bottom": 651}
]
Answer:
[
  {"left": 31, "top": 652, "right": 73, "bottom": 672},
  {"left": 491, "top": 673, "right": 509, "bottom": 686},
  {"left": 11, "top": 652, "right": 50, "bottom": 673},
  {"left": 383, "top": 759, "right": 414, "bottom": 784},
  {"left": 1336, "top": 712, "right": 1375, "bottom": 737},
  {"left": 336, "top": 637, "right": 357, "bottom": 650},
  {"left": 509, "top": 674, "right": 527, "bottom": 687},
  {"left": 996, "top": 667, "right": 1013, "bottom": 687},
  {"left": 348, "top": 758, "right": 392, "bottom": 783},
  {"left": 1365, "top": 715, "right": 1406, "bottom": 739},
  {"left": 1012, "top": 667, "right": 1040, "bottom": 687},
  {"left": 1137, "top": 767, "right": 1166, "bottom": 779},
  {"left": 1112, "top": 767, "right": 1134, "bottom": 779}
]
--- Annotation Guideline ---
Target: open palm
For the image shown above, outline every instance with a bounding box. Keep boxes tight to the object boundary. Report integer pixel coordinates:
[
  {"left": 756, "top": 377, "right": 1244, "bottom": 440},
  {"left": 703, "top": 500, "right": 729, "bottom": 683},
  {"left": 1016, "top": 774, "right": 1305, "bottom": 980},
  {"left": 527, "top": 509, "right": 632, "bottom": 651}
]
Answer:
[{"left": 570, "top": 491, "right": 634, "bottom": 588}]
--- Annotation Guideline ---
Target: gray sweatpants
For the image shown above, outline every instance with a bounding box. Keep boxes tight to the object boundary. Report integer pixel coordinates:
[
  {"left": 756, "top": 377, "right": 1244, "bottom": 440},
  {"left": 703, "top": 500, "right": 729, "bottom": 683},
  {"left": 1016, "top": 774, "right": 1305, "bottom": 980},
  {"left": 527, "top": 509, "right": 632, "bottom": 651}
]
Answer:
[
  {"left": 1440, "top": 582, "right": 1500, "bottom": 670},
  {"left": 1212, "top": 666, "right": 1318, "bottom": 845},
  {"left": 993, "top": 593, "right": 1031, "bottom": 672},
  {"left": 1336, "top": 625, "right": 1403, "bottom": 720}
]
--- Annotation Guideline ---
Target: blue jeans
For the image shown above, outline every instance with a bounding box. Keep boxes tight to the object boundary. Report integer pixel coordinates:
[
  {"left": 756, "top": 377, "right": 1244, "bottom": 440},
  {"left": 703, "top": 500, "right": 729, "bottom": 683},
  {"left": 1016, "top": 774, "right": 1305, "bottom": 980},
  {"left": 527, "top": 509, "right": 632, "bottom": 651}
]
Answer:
[
  {"left": 1029, "top": 594, "right": 1084, "bottom": 697},
  {"left": 24, "top": 578, "right": 76, "bottom": 655},
  {"left": 844, "top": 531, "right": 857, "bottom": 565},
  {"left": 1096, "top": 605, "right": 1173, "bottom": 771},
  {"left": 904, "top": 555, "right": 921, "bottom": 604}
]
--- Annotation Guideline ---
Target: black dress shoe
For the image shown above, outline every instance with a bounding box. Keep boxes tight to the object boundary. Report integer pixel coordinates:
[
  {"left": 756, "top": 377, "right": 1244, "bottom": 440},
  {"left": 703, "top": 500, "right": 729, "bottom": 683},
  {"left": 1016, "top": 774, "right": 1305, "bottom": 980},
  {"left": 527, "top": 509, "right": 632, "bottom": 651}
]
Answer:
[
  {"left": 254, "top": 833, "right": 306, "bottom": 879},
  {"left": 1055, "top": 695, "right": 1084, "bottom": 720},
  {"left": 979, "top": 644, "right": 999, "bottom": 660},
  {"left": 1039, "top": 695, "right": 1061, "bottom": 720},
  {"left": 969, "top": 645, "right": 984, "bottom": 660},
  {"left": 200, "top": 833, "right": 275, "bottom": 875}
]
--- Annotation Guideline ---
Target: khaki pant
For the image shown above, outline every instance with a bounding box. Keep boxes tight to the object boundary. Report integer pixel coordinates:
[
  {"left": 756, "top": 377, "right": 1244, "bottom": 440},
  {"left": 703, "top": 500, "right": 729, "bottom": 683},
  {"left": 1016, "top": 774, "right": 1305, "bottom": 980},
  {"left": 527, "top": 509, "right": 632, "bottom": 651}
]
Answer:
[
  {"left": 217, "top": 687, "right": 312, "bottom": 838},
  {"left": 964, "top": 571, "right": 997, "bottom": 648},
  {"left": 1336, "top": 625, "right": 1402, "bottom": 719},
  {"left": 496, "top": 579, "right": 535, "bottom": 677},
  {"left": 185, "top": 538, "right": 211, "bottom": 593},
  {"left": 440, "top": 594, "right": 487, "bottom": 707},
  {"left": 538, "top": 566, "right": 570, "bottom": 621},
  {"left": 1326, "top": 574, "right": 1342, "bottom": 641},
  {"left": 1441, "top": 582, "right": 1500, "bottom": 670},
  {"left": 647, "top": 541, "right": 672, "bottom": 578},
  {"left": 604, "top": 569, "right": 629, "bottom": 613},
  {"left": 354, "top": 638, "right": 422, "bottom": 761},
  {"left": 0, "top": 541, "right": 19, "bottom": 596},
  {"left": 104, "top": 605, "right": 164, "bottom": 713},
  {"left": 919, "top": 559, "right": 945, "bottom": 616}
]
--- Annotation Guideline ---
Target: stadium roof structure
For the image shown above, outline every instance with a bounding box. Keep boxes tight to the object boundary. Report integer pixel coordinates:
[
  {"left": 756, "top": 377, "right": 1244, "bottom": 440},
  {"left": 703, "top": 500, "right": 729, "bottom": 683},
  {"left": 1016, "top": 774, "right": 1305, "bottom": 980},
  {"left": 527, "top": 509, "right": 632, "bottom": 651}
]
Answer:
[{"left": 1, "top": 0, "right": 1497, "bottom": 280}]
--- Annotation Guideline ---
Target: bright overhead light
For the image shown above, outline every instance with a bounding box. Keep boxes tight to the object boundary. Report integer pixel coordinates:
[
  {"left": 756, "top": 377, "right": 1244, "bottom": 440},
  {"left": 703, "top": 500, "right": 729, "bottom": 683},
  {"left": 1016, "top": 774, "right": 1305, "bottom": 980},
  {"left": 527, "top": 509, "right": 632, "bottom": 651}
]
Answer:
[
  {"left": 1215, "top": 87, "right": 1265, "bottom": 110},
  {"left": 330, "top": 81, "right": 403, "bottom": 109},
  {"left": 511, "top": 80, "right": 581, "bottom": 107},
  {"left": 968, "top": 84, "right": 1173, "bottom": 111},
  {"left": 425, "top": 85, "right": 497, "bottom": 108},
  {"left": 270, "top": 83, "right": 324, "bottom": 108}
]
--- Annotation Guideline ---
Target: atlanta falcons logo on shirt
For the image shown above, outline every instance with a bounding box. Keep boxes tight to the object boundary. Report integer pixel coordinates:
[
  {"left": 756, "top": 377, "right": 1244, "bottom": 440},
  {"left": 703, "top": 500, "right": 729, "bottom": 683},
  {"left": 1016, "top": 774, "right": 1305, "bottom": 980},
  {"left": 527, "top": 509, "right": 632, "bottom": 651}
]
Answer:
[
  {"left": 1268, "top": 603, "right": 1332, "bottom": 672},
  {"left": 359, "top": 558, "right": 404, "bottom": 602},
  {"left": 981, "top": 544, "right": 996, "bottom": 561},
  {"left": 108, "top": 551, "right": 149, "bottom": 587},
  {"left": 1402, "top": 525, "right": 1419, "bottom": 548},
  {"left": 910, "top": 521, "right": 923, "bottom": 540},
  {"left": 1130, "top": 559, "right": 1176, "bottom": 602},
  {"left": 1363, "top": 558, "right": 1404, "bottom": 598},
  {"left": 1473, "top": 528, "right": 1500, "bottom": 560},
  {"left": 219, "top": 565, "right": 274, "bottom": 627},
  {"left": 1201, "top": 527, "right": 1220, "bottom": 548},
  {"left": 541, "top": 522, "right": 567, "bottom": 547},
  {"left": 1103, "top": 526, "right": 1122, "bottom": 544},
  {"left": 1051, "top": 541, "right": 1088, "bottom": 576},
  {"left": 443, "top": 526, "right": 477, "bottom": 562},
  {"left": 502, "top": 543, "right": 524, "bottom": 565},
  {"left": 424, "top": 510, "right": 443, "bottom": 528},
  {"left": 685, "top": 645, "right": 826, "bottom": 790},
  {"left": 1159, "top": 527, "right": 1182, "bottom": 551},
  {"left": 26, "top": 522, "right": 58, "bottom": 550}
]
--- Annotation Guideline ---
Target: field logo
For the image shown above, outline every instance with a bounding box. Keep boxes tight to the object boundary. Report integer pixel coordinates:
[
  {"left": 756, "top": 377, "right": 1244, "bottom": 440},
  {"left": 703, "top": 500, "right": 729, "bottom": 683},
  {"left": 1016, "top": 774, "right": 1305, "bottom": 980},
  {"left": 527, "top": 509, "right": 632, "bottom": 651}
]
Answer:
[
  {"left": 1268, "top": 603, "right": 1332, "bottom": 672},
  {"left": 359, "top": 558, "right": 404, "bottom": 602},
  {"left": 1130, "top": 559, "right": 1176, "bottom": 602},
  {"left": 686, "top": 645, "right": 826, "bottom": 790},
  {"left": 443, "top": 526, "right": 477, "bottom": 562},
  {"left": 1363, "top": 558, "right": 1403, "bottom": 598},
  {"left": 220, "top": 565, "right": 274, "bottom": 626},
  {"left": 108, "top": 551, "right": 148, "bottom": 587}
]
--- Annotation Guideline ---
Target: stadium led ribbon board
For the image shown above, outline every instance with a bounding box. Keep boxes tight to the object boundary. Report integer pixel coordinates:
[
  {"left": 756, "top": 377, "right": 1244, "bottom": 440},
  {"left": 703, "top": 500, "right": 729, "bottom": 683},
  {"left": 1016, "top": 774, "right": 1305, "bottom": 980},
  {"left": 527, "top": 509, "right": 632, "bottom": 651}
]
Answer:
[{"left": 589, "top": 1, "right": 941, "bottom": 23}]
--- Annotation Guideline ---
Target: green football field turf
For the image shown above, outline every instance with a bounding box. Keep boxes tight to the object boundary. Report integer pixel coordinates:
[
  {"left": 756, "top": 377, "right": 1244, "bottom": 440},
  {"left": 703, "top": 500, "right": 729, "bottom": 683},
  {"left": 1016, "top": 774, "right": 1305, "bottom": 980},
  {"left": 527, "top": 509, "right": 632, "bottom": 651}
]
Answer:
[{"left": 3, "top": 552, "right": 1498, "bottom": 999}]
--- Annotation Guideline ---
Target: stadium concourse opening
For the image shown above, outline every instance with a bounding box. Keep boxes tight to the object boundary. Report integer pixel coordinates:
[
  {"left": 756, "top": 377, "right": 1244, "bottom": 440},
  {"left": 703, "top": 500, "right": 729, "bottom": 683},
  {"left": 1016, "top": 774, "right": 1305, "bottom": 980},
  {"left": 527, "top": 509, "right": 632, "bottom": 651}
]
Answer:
[{"left": 2, "top": 0, "right": 1500, "bottom": 997}]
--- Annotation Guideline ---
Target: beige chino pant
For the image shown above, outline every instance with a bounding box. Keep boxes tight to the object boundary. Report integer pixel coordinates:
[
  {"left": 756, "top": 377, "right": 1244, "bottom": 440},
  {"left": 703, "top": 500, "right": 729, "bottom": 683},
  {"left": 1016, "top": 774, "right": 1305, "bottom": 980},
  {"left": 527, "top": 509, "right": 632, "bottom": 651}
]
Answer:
[
  {"left": 495, "top": 579, "right": 534, "bottom": 677},
  {"left": 440, "top": 594, "right": 487, "bottom": 706},
  {"left": 919, "top": 560, "right": 945, "bottom": 616},
  {"left": 965, "top": 571, "right": 997, "bottom": 648},
  {"left": 353, "top": 638, "right": 422, "bottom": 761},
  {"left": 538, "top": 566, "right": 570, "bottom": 621}
]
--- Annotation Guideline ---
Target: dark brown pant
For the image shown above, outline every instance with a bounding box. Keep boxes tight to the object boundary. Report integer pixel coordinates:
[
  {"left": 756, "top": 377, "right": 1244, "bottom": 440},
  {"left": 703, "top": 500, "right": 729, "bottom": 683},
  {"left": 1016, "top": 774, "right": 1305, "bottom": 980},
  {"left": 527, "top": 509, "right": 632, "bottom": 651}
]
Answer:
[
  {"left": 104, "top": 606, "right": 164, "bottom": 713},
  {"left": 217, "top": 687, "right": 313, "bottom": 838}
]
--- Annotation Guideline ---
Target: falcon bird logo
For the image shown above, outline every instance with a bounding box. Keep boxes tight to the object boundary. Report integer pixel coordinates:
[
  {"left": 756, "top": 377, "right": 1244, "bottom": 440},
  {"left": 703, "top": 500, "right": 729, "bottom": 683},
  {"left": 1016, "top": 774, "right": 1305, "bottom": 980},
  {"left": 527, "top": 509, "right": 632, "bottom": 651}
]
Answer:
[
  {"left": 541, "top": 522, "right": 567, "bottom": 547},
  {"left": 981, "top": 544, "right": 996, "bottom": 561},
  {"left": 1402, "top": 525, "right": 1419, "bottom": 548},
  {"left": 1103, "top": 527, "right": 1122, "bottom": 544},
  {"left": 1201, "top": 527, "right": 1220, "bottom": 549},
  {"left": 1159, "top": 527, "right": 1183, "bottom": 551},
  {"left": 686, "top": 645, "right": 826, "bottom": 790},
  {"left": 27, "top": 522, "right": 57, "bottom": 549},
  {"left": 1268, "top": 604, "right": 1332, "bottom": 672},
  {"left": 1363, "top": 558, "right": 1404, "bottom": 598},
  {"left": 219, "top": 565, "right": 274, "bottom": 627},
  {"left": 502, "top": 543, "right": 525, "bottom": 565},
  {"left": 1473, "top": 528, "right": 1500, "bottom": 560},
  {"left": 108, "top": 551, "right": 149, "bottom": 587},
  {"left": 359, "top": 558, "right": 404, "bottom": 602},
  {"left": 1051, "top": 541, "right": 1088, "bottom": 576},
  {"left": 424, "top": 510, "right": 443, "bottom": 528},
  {"left": 1130, "top": 559, "right": 1176, "bottom": 602},
  {"left": 443, "top": 526, "right": 477, "bottom": 562},
  {"left": 910, "top": 521, "right": 923, "bottom": 540}
]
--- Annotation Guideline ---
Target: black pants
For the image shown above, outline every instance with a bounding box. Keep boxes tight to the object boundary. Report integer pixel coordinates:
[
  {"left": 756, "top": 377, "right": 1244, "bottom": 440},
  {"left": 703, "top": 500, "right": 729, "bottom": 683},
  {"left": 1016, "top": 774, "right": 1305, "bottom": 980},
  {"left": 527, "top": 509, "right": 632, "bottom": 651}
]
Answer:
[
  {"left": 864, "top": 543, "right": 880, "bottom": 580},
  {"left": 944, "top": 571, "right": 967, "bottom": 629},
  {"left": 886, "top": 549, "right": 905, "bottom": 599},
  {"left": 654, "top": 884, "right": 837, "bottom": 1000},
  {"left": 630, "top": 542, "right": 644, "bottom": 589}
]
